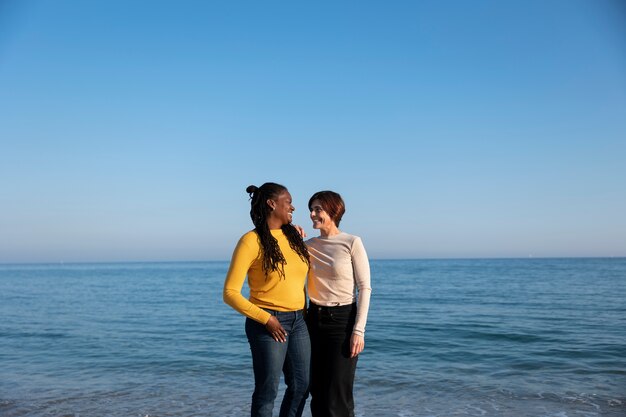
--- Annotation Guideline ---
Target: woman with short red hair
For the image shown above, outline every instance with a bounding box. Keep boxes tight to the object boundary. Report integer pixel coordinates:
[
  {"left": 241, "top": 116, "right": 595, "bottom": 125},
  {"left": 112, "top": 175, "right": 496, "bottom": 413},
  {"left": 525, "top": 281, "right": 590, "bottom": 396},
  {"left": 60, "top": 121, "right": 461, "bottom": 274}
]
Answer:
[{"left": 305, "top": 190, "right": 372, "bottom": 417}]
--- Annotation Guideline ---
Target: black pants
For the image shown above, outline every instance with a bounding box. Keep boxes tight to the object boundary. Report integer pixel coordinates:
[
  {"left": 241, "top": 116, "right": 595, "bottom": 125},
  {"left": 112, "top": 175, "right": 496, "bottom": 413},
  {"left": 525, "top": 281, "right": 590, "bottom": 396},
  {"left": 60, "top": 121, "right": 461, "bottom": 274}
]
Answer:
[{"left": 307, "top": 302, "right": 358, "bottom": 417}]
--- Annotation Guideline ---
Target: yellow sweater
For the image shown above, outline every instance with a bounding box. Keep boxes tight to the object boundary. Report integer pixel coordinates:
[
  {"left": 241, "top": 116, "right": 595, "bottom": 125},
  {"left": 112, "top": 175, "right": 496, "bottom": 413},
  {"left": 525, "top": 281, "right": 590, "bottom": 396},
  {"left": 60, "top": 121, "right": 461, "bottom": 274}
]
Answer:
[{"left": 223, "top": 229, "right": 309, "bottom": 324}]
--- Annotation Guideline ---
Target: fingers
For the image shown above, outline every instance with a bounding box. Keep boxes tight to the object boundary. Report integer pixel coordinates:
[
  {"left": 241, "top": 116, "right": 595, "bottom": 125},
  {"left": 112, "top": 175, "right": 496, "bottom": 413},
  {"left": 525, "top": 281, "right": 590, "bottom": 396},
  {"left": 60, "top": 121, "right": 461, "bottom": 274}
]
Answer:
[
  {"left": 272, "top": 327, "right": 287, "bottom": 343},
  {"left": 265, "top": 316, "right": 288, "bottom": 343},
  {"left": 294, "top": 224, "right": 307, "bottom": 238},
  {"left": 350, "top": 335, "right": 365, "bottom": 358}
]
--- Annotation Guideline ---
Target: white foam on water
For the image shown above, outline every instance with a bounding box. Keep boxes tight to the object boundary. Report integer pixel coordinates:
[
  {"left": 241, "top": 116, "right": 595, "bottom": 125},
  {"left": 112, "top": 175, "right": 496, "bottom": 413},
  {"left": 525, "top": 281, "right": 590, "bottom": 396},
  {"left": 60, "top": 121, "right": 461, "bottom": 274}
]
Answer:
[{"left": 466, "top": 405, "right": 487, "bottom": 416}]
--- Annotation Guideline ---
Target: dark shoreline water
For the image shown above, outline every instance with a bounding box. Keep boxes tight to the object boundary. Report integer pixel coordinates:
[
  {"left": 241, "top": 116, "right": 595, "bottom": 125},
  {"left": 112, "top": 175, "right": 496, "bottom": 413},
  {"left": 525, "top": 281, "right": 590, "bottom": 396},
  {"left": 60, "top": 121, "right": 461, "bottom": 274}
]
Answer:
[{"left": 1, "top": 258, "right": 625, "bottom": 416}]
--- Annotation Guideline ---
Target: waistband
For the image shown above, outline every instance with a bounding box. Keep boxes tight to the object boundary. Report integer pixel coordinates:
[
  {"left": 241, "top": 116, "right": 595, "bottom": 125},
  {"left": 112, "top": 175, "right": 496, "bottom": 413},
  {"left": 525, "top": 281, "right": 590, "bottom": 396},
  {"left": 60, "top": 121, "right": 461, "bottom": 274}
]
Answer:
[
  {"left": 262, "top": 308, "right": 304, "bottom": 316},
  {"left": 309, "top": 302, "right": 356, "bottom": 312}
]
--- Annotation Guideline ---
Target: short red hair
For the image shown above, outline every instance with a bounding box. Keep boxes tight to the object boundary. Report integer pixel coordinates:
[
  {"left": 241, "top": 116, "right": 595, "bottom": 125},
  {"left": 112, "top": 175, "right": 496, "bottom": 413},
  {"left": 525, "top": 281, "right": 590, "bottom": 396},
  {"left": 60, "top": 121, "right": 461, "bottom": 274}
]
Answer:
[{"left": 308, "top": 191, "right": 346, "bottom": 227}]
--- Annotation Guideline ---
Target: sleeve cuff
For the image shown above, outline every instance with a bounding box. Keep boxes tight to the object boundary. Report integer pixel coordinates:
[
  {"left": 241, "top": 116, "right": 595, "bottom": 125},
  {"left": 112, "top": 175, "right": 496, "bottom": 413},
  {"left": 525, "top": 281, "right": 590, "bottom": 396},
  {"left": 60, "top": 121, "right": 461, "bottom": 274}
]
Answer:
[{"left": 352, "top": 328, "right": 365, "bottom": 337}]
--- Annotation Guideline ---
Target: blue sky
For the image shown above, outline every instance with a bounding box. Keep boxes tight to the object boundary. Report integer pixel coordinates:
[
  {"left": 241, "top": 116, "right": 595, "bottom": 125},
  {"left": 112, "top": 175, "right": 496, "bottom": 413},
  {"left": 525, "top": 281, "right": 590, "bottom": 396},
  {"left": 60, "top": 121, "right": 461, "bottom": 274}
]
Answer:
[{"left": 1, "top": 0, "right": 625, "bottom": 262}]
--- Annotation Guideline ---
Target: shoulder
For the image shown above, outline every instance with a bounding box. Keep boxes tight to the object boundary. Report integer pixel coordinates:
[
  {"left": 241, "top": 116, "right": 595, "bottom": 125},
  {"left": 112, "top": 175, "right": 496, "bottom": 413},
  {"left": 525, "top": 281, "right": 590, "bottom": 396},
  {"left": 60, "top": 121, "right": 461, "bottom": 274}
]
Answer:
[
  {"left": 339, "top": 232, "right": 361, "bottom": 245},
  {"left": 239, "top": 230, "right": 261, "bottom": 248},
  {"left": 341, "top": 233, "right": 368, "bottom": 255}
]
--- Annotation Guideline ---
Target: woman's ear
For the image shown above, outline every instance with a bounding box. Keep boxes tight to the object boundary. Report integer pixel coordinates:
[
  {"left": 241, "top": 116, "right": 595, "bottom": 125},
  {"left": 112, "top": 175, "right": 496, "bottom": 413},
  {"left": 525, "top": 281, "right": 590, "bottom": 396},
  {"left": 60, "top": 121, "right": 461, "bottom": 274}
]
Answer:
[{"left": 266, "top": 199, "right": 275, "bottom": 211}]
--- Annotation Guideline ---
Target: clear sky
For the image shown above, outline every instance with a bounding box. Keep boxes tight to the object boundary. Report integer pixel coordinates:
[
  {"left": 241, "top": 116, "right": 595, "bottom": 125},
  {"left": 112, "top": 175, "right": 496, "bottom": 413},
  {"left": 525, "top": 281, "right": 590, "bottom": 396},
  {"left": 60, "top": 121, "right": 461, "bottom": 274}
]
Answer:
[{"left": 1, "top": 0, "right": 625, "bottom": 263}]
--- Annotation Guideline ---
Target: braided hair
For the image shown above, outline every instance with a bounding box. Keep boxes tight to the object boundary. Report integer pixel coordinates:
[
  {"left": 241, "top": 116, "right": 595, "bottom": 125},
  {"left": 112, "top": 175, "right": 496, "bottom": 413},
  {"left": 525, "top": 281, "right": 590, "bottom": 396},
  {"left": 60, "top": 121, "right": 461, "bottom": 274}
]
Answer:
[{"left": 246, "top": 183, "right": 310, "bottom": 279}]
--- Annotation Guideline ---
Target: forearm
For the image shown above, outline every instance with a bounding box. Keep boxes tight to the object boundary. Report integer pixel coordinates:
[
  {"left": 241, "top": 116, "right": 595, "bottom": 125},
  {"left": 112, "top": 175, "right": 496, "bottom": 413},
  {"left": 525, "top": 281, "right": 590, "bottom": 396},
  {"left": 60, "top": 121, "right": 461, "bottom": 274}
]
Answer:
[
  {"left": 223, "top": 288, "right": 271, "bottom": 324},
  {"left": 353, "top": 287, "right": 371, "bottom": 336}
]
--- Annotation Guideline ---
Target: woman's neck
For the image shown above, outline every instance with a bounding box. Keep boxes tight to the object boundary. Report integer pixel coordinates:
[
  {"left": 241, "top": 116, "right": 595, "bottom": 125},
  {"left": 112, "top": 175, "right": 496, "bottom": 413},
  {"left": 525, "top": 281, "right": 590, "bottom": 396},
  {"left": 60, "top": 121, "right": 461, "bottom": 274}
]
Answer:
[
  {"left": 319, "top": 225, "right": 340, "bottom": 238},
  {"left": 266, "top": 218, "right": 283, "bottom": 230}
]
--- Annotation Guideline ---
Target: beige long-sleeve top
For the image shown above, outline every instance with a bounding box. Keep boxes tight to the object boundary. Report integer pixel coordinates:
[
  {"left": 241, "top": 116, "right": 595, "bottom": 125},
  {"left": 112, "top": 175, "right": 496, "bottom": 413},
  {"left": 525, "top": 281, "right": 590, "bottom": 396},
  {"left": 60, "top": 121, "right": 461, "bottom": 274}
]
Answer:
[{"left": 306, "top": 232, "right": 372, "bottom": 336}]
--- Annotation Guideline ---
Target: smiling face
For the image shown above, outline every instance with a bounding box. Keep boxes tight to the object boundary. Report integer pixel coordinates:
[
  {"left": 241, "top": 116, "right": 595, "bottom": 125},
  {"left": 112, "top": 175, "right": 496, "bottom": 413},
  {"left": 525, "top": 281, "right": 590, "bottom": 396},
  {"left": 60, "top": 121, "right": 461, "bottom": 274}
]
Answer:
[
  {"left": 268, "top": 190, "right": 294, "bottom": 226},
  {"left": 309, "top": 199, "right": 334, "bottom": 231}
]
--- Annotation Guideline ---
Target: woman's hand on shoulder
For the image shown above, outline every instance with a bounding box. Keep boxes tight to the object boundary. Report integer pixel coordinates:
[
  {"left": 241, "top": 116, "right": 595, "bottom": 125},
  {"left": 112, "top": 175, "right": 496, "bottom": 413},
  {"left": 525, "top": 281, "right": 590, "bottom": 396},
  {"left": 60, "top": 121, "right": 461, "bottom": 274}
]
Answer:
[
  {"left": 293, "top": 224, "right": 307, "bottom": 238},
  {"left": 350, "top": 333, "right": 365, "bottom": 358}
]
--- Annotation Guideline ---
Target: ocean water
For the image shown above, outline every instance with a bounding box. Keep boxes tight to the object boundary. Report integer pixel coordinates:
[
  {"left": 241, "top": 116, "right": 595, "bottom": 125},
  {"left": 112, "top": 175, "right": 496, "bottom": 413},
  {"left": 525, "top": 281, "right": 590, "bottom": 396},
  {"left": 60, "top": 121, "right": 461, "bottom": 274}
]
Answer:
[{"left": 1, "top": 258, "right": 624, "bottom": 417}]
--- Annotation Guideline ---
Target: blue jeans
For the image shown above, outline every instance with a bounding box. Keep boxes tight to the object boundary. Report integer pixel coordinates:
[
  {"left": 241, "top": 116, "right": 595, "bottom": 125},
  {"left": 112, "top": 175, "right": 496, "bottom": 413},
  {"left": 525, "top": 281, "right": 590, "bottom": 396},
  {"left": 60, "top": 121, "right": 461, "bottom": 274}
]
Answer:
[{"left": 245, "top": 309, "right": 311, "bottom": 417}]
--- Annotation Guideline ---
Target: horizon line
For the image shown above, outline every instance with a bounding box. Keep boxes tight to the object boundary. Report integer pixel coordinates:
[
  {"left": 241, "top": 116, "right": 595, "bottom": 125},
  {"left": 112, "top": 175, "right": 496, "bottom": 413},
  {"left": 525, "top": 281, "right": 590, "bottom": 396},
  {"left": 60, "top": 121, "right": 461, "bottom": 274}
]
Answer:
[{"left": 1, "top": 255, "right": 625, "bottom": 266}]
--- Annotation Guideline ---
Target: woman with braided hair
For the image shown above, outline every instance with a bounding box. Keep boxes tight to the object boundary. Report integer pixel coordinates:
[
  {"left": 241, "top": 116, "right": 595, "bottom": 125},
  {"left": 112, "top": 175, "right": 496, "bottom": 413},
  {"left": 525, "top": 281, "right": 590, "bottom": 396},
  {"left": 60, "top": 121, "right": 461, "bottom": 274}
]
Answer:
[{"left": 223, "top": 182, "right": 311, "bottom": 417}]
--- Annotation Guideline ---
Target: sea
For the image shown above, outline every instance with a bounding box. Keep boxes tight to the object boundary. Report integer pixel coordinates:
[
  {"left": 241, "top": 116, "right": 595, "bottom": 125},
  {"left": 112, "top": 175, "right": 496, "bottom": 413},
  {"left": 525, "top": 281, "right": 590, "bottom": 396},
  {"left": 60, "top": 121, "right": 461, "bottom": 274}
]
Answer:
[{"left": 1, "top": 258, "right": 624, "bottom": 417}]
